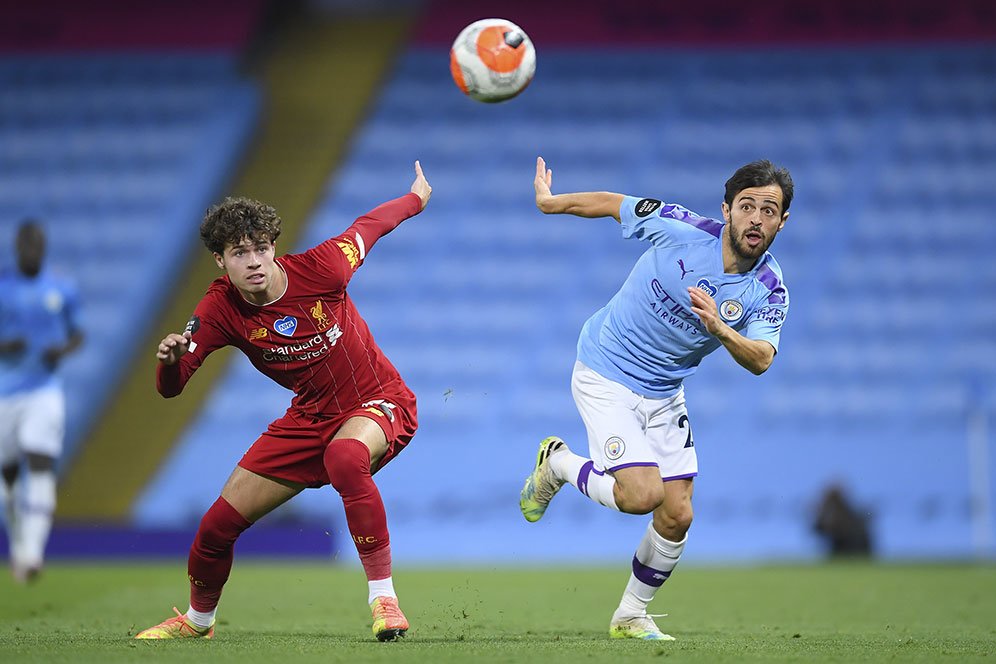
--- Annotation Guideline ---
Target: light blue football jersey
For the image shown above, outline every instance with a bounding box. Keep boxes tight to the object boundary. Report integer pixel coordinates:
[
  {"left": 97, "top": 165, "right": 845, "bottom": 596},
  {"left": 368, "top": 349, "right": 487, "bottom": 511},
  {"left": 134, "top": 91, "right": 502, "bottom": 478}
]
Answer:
[
  {"left": 576, "top": 196, "right": 788, "bottom": 398},
  {"left": 0, "top": 269, "right": 82, "bottom": 396}
]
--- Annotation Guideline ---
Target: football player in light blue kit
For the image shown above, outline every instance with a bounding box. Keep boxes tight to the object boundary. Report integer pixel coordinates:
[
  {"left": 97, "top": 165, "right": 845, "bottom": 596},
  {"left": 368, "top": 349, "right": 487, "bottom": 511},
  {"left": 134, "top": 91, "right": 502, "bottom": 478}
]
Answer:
[
  {"left": 521, "top": 157, "right": 792, "bottom": 640},
  {"left": 0, "top": 221, "right": 83, "bottom": 582}
]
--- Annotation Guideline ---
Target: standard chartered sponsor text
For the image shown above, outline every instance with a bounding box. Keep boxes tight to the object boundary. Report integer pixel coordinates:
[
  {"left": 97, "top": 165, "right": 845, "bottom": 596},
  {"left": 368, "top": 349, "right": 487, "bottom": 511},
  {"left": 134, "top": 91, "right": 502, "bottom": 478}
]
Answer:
[{"left": 263, "top": 334, "right": 329, "bottom": 362}]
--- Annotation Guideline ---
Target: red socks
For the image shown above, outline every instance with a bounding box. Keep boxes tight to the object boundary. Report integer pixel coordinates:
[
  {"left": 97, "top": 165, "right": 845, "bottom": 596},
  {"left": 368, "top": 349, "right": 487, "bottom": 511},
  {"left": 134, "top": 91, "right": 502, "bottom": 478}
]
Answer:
[
  {"left": 187, "top": 496, "right": 252, "bottom": 612},
  {"left": 324, "top": 438, "right": 392, "bottom": 581},
  {"left": 185, "top": 439, "right": 391, "bottom": 613}
]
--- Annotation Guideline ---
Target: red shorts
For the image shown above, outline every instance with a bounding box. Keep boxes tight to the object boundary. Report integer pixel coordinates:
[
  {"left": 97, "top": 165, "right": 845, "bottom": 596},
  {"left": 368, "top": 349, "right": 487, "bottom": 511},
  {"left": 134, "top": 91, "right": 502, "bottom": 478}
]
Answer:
[{"left": 238, "top": 389, "right": 417, "bottom": 487}]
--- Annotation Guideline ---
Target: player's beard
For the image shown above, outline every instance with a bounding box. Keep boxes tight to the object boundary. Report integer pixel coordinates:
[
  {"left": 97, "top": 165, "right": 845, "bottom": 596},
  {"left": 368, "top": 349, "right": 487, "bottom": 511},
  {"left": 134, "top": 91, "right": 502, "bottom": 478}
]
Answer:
[{"left": 728, "top": 225, "right": 771, "bottom": 262}]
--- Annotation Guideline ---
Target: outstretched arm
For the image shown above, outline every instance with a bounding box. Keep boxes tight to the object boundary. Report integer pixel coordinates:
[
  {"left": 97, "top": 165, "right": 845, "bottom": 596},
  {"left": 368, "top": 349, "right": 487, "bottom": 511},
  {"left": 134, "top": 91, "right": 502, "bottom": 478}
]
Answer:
[
  {"left": 347, "top": 160, "right": 431, "bottom": 251},
  {"left": 534, "top": 156, "right": 624, "bottom": 222},
  {"left": 688, "top": 288, "right": 776, "bottom": 375}
]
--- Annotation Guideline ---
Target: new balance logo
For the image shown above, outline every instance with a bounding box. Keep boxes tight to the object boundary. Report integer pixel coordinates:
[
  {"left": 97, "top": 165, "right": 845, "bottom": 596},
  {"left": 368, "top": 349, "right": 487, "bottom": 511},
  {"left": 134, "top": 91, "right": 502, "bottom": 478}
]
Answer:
[{"left": 677, "top": 259, "right": 694, "bottom": 280}]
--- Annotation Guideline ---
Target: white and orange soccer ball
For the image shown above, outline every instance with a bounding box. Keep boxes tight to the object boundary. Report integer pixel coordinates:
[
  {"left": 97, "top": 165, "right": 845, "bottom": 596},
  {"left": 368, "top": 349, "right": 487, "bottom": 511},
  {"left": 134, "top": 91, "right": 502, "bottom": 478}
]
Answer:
[{"left": 449, "top": 18, "right": 536, "bottom": 103}]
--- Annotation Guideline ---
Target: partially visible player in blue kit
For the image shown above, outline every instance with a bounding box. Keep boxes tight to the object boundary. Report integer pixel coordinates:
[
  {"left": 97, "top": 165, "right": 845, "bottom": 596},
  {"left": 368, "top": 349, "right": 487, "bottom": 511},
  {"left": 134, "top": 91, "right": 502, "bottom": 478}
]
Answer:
[
  {"left": 0, "top": 221, "right": 84, "bottom": 582},
  {"left": 521, "top": 157, "right": 793, "bottom": 641}
]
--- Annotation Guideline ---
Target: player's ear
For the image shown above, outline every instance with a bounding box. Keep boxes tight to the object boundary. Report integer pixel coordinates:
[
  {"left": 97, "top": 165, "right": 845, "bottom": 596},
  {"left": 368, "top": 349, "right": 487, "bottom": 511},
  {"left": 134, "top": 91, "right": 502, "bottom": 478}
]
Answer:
[
  {"left": 213, "top": 252, "right": 225, "bottom": 270},
  {"left": 778, "top": 211, "right": 789, "bottom": 231},
  {"left": 721, "top": 202, "right": 731, "bottom": 223}
]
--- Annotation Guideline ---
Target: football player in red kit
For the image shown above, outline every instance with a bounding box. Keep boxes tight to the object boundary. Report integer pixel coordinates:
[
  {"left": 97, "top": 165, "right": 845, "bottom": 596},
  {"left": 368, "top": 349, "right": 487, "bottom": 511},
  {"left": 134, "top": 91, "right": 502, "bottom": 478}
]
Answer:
[{"left": 135, "top": 162, "right": 431, "bottom": 642}]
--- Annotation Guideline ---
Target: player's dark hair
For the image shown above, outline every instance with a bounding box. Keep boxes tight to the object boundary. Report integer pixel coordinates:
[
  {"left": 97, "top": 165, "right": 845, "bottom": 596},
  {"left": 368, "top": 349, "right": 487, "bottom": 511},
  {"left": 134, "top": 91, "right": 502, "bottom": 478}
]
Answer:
[
  {"left": 15, "top": 218, "right": 46, "bottom": 276},
  {"left": 724, "top": 160, "right": 794, "bottom": 213},
  {"left": 200, "top": 197, "right": 282, "bottom": 254}
]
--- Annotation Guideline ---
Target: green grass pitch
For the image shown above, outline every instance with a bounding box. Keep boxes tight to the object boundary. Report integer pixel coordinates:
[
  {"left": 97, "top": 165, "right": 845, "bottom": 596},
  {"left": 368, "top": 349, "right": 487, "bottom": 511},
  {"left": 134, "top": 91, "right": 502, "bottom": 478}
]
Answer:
[{"left": 1, "top": 562, "right": 994, "bottom": 662}]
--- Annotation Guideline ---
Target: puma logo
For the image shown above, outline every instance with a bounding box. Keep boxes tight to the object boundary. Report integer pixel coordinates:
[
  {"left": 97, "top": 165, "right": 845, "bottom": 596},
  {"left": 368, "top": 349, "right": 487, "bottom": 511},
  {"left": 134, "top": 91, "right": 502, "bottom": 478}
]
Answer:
[{"left": 678, "top": 259, "right": 694, "bottom": 280}]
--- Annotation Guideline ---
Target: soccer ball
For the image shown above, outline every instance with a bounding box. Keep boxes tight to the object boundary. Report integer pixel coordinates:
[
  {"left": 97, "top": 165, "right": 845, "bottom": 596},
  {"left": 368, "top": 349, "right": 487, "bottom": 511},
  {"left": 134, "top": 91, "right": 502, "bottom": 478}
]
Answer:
[{"left": 449, "top": 18, "right": 535, "bottom": 103}]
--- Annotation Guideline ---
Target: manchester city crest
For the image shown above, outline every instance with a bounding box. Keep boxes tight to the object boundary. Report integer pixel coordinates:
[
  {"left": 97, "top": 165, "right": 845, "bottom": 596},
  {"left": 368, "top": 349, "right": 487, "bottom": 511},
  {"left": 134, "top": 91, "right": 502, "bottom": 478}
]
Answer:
[
  {"left": 720, "top": 299, "right": 744, "bottom": 322},
  {"left": 604, "top": 436, "right": 626, "bottom": 461}
]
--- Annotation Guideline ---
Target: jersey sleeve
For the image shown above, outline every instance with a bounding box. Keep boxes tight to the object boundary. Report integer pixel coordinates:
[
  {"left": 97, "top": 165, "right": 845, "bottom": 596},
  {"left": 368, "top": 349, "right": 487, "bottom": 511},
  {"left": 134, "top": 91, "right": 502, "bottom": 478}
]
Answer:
[
  {"left": 620, "top": 196, "right": 725, "bottom": 247},
  {"left": 302, "top": 193, "right": 423, "bottom": 290},
  {"left": 743, "top": 287, "right": 789, "bottom": 353},
  {"left": 156, "top": 293, "right": 230, "bottom": 398}
]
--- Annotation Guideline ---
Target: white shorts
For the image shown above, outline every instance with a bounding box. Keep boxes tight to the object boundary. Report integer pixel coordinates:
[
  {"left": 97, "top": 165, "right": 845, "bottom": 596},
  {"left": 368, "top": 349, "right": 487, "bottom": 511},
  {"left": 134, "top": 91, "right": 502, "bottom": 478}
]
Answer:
[
  {"left": 0, "top": 385, "right": 66, "bottom": 463},
  {"left": 571, "top": 361, "right": 697, "bottom": 480}
]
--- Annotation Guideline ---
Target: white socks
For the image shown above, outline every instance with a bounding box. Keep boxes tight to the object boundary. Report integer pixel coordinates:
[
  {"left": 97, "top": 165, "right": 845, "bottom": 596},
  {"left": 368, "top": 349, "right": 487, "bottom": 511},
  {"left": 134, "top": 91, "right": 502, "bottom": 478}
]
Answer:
[
  {"left": 1, "top": 476, "right": 20, "bottom": 563},
  {"left": 368, "top": 576, "right": 397, "bottom": 604},
  {"left": 18, "top": 469, "right": 56, "bottom": 568},
  {"left": 613, "top": 523, "right": 686, "bottom": 621},
  {"left": 186, "top": 606, "right": 216, "bottom": 629},
  {"left": 550, "top": 448, "right": 619, "bottom": 511}
]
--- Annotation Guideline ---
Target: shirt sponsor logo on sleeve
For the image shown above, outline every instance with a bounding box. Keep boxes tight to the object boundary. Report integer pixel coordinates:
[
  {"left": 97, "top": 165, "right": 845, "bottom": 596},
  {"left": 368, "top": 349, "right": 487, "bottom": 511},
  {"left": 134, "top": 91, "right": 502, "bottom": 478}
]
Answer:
[
  {"left": 751, "top": 305, "right": 785, "bottom": 325},
  {"left": 720, "top": 300, "right": 744, "bottom": 322},
  {"left": 336, "top": 239, "right": 360, "bottom": 268},
  {"left": 635, "top": 198, "right": 662, "bottom": 217},
  {"left": 184, "top": 315, "right": 201, "bottom": 335},
  {"left": 273, "top": 316, "right": 298, "bottom": 337}
]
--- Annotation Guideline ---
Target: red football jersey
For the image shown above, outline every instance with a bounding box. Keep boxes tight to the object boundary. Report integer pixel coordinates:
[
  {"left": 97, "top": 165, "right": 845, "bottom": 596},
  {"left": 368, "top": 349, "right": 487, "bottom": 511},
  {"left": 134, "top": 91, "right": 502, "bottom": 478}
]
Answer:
[{"left": 157, "top": 193, "right": 423, "bottom": 418}]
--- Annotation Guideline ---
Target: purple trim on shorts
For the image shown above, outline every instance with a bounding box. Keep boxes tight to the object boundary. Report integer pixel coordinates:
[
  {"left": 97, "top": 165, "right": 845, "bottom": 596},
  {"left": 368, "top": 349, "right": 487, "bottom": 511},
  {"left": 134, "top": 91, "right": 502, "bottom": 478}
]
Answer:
[
  {"left": 631, "top": 555, "right": 672, "bottom": 587},
  {"left": 661, "top": 472, "right": 697, "bottom": 482},
  {"left": 605, "top": 461, "right": 659, "bottom": 473},
  {"left": 577, "top": 460, "right": 594, "bottom": 497}
]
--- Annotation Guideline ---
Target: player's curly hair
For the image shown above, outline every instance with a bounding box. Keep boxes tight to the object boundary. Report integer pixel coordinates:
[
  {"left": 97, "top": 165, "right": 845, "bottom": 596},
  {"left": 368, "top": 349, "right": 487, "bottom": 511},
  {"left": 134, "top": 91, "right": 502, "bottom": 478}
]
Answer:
[
  {"left": 200, "top": 197, "right": 283, "bottom": 254},
  {"left": 724, "top": 160, "right": 794, "bottom": 213}
]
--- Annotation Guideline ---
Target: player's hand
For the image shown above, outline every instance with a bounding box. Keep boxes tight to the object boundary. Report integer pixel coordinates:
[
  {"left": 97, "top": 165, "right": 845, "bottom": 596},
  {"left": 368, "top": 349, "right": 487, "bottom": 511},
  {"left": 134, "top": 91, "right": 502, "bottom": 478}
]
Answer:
[
  {"left": 410, "top": 160, "right": 431, "bottom": 210},
  {"left": 534, "top": 156, "right": 554, "bottom": 212},
  {"left": 688, "top": 287, "right": 726, "bottom": 336},
  {"left": 42, "top": 346, "right": 62, "bottom": 369},
  {"left": 157, "top": 331, "right": 192, "bottom": 365}
]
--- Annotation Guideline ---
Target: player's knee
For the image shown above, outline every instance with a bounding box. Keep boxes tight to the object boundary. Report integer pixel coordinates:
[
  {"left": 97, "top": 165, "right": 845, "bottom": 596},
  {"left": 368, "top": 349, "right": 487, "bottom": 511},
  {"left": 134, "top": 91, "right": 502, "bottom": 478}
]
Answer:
[
  {"left": 655, "top": 504, "right": 694, "bottom": 539},
  {"left": 25, "top": 453, "right": 56, "bottom": 473},
  {"left": 324, "top": 438, "right": 372, "bottom": 493},
  {"left": 671, "top": 505, "right": 694, "bottom": 533},
  {"left": 616, "top": 483, "right": 666, "bottom": 515}
]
